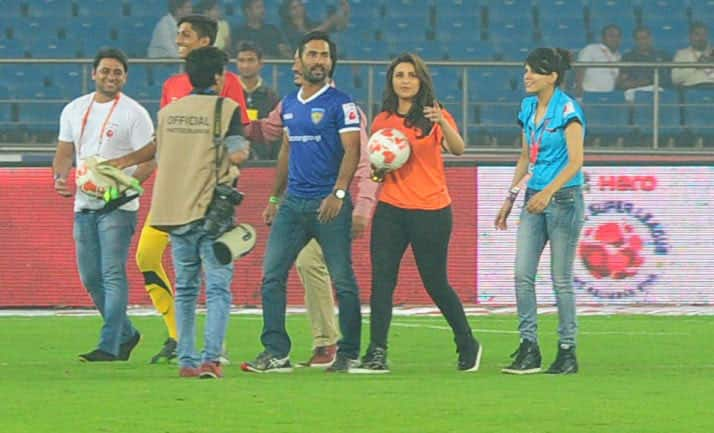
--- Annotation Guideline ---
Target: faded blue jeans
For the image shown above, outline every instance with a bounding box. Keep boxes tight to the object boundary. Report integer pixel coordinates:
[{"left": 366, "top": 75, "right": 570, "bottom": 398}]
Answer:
[
  {"left": 514, "top": 186, "right": 585, "bottom": 346},
  {"left": 74, "top": 209, "right": 138, "bottom": 356},
  {"left": 170, "top": 222, "right": 233, "bottom": 368},
  {"left": 260, "top": 193, "right": 361, "bottom": 359}
]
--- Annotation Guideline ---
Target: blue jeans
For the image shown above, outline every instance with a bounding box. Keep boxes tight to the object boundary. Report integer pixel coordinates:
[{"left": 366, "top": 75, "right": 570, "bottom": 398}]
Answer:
[
  {"left": 261, "top": 193, "right": 361, "bottom": 359},
  {"left": 74, "top": 209, "right": 138, "bottom": 356},
  {"left": 514, "top": 186, "right": 585, "bottom": 346},
  {"left": 170, "top": 222, "right": 234, "bottom": 368}
]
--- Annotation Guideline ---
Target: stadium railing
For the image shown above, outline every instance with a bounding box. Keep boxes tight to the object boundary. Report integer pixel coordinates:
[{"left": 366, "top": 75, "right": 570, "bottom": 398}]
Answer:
[{"left": 1, "top": 58, "right": 713, "bottom": 154}]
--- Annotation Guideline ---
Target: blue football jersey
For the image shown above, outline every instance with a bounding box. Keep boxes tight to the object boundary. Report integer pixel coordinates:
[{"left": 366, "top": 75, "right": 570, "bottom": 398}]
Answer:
[
  {"left": 517, "top": 87, "right": 586, "bottom": 191},
  {"left": 281, "top": 85, "right": 361, "bottom": 199}
]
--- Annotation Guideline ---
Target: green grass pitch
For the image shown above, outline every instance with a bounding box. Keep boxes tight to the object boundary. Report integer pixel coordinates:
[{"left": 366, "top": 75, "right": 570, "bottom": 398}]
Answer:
[{"left": 1, "top": 313, "right": 712, "bottom": 433}]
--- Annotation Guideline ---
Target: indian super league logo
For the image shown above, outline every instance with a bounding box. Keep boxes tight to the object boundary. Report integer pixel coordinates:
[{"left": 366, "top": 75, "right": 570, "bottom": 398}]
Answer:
[{"left": 575, "top": 200, "right": 670, "bottom": 301}]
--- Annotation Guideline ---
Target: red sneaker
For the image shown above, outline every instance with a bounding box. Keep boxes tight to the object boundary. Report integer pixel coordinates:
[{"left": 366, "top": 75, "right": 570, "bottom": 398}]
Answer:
[
  {"left": 299, "top": 344, "right": 337, "bottom": 368},
  {"left": 199, "top": 361, "right": 223, "bottom": 379},
  {"left": 179, "top": 366, "right": 200, "bottom": 378}
]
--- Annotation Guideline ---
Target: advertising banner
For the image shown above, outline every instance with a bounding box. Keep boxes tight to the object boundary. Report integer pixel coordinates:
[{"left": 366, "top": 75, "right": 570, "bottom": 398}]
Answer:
[{"left": 477, "top": 166, "right": 714, "bottom": 305}]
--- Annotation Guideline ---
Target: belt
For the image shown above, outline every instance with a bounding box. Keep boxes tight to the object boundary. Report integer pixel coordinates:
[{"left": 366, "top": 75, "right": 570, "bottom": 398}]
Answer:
[{"left": 78, "top": 194, "right": 139, "bottom": 215}]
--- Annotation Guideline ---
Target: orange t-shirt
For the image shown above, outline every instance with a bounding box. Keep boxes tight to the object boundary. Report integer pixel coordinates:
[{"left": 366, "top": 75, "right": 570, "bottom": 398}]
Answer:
[
  {"left": 160, "top": 71, "right": 250, "bottom": 125},
  {"left": 371, "top": 110, "right": 456, "bottom": 210}
]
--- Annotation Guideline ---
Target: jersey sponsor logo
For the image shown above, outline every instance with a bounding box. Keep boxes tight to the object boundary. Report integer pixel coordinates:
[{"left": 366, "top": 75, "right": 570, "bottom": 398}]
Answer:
[
  {"left": 283, "top": 113, "right": 294, "bottom": 120},
  {"left": 563, "top": 101, "right": 575, "bottom": 117},
  {"left": 342, "top": 102, "right": 359, "bottom": 125},
  {"left": 311, "top": 108, "right": 325, "bottom": 125},
  {"left": 288, "top": 134, "right": 322, "bottom": 143}
]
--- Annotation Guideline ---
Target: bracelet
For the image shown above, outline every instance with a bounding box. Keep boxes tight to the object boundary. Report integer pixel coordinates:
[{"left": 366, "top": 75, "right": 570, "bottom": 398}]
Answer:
[
  {"left": 506, "top": 186, "right": 520, "bottom": 202},
  {"left": 268, "top": 195, "right": 280, "bottom": 205}
]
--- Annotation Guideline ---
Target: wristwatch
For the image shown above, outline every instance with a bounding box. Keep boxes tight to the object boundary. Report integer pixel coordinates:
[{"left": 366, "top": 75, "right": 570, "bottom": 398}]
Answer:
[{"left": 333, "top": 188, "right": 346, "bottom": 200}]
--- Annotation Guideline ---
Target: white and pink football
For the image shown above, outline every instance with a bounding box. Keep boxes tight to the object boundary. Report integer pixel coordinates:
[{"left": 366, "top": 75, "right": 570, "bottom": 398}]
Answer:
[{"left": 368, "top": 128, "right": 411, "bottom": 171}]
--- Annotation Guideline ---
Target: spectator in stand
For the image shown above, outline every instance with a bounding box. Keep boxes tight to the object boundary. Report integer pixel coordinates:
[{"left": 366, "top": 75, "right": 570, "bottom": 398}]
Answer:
[
  {"left": 278, "top": 0, "right": 350, "bottom": 51},
  {"left": 234, "top": 0, "right": 291, "bottom": 59},
  {"left": 198, "top": 0, "right": 232, "bottom": 54},
  {"left": 617, "top": 27, "right": 671, "bottom": 101},
  {"left": 236, "top": 41, "right": 281, "bottom": 159},
  {"left": 575, "top": 24, "right": 622, "bottom": 95},
  {"left": 148, "top": 0, "right": 193, "bottom": 58},
  {"left": 672, "top": 22, "right": 714, "bottom": 88}
]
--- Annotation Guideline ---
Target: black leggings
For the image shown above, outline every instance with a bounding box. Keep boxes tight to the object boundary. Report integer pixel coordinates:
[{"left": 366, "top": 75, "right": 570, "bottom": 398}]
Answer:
[{"left": 368, "top": 202, "right": 473, "bottom": 349}]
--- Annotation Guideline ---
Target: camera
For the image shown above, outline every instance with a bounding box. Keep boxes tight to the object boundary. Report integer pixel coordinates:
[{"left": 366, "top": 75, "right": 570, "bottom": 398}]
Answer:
[{"left": 203, "top": 184, "right": 244, "bottom": 237}]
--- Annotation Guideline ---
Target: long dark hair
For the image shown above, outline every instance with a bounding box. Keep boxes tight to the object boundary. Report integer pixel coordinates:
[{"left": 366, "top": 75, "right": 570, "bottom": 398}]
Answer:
[{"left": 381, "top": 53, "right": 436, "bottom": 137}]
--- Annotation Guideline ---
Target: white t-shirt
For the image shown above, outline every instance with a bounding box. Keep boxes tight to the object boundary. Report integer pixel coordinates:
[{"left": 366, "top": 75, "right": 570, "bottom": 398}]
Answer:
[
  {"left": 578, "top": 43, "right": 622, "bottom": 92},
  {"left": 58, "top": 92, "right": 154, "bottom": 212}
]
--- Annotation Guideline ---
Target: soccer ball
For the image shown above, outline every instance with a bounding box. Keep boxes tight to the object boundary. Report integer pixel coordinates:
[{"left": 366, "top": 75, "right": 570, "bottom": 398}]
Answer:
[
  {"left": 76, "top": 156, "right": 110, "bottom": 198},
  {"left": 368, "top": 128, "right": 411, "bottom": 171}
]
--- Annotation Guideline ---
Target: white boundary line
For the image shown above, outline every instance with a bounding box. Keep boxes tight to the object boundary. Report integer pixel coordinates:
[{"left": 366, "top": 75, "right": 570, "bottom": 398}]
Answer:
[{"left": 1, "top": 305, "right": 713, "bottom": 317}]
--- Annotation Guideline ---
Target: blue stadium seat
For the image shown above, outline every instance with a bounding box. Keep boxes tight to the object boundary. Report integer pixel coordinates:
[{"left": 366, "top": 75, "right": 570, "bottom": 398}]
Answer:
[
  {"left": 75, "top": 0, "right": 125, "bottom": 17},
  {"left": 17, "top": 102, "right": 63, "bottom": 132},
  {"left": 632, "top": 89, "right": 681, "bottom": 135},
  {"left": 44, "top": 65, "right": 84, "bottom": 97},
  {"left": 582, "top": 91, "right": 633, "bottom": 136},
  {"left": 487, "top": 0, "right": 533, "bottom": 24},
  {"left": 478, "top": 102, "right": 520, "bottom": 133},
  {"left": 431, "top": 67, "right": 463, "bottom": 101},
  {"left": 435, "top": 14, "right": 480, "bottom": 44},
  {"left": 689, "top": 0, "right": 714, "bottom": 21},
  {"left": 0, "top": 0, "right": 23, "bottom": 17},
  {"left": 123, "top": 1, "right": 164, "bottom": 17},
  {"left": 0, "top": 103, "right": 12, "bottom": 123},
  {"left": 447, "top": 44, "right": 495, "bottom": 61},
  {"left": 536, "top": 0, "right": 585, "bottom": 22},
  {"left": 413, "top": 41, "right": 448, "bottom": 60},
  {"left": 539, "top": 15, "right": 587, "bottom": 51},
  {"left": 26, "top": 39, "right": 82, "bottom": 58},
  {"left": 0, "top": 43, "right": 27, "bottom": 58},
  {"left": 23, "top": 0, "right": 74, "bottom": 17},
  {"left": 588, "top": 0, "right": 636, "bottom": 43},
  {"left": 683, "top": 89, "right": 714, "bottom": 135},
  {"left": 115, "top": 16, "right": 156, "bottom": 57},
  {"left": 469, "top": 69, "right": 520, "bottom": 102}
]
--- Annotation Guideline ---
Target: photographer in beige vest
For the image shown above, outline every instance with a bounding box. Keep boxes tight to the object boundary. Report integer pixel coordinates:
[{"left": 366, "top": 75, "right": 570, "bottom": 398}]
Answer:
[{"left": 152, "top": 46, "right": 249, "bottom": 379}]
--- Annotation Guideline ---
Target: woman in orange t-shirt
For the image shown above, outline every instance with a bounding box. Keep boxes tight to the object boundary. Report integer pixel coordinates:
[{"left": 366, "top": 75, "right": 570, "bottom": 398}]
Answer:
[{"left": 352, "top": 53, "right": 482, "bottom": 374}]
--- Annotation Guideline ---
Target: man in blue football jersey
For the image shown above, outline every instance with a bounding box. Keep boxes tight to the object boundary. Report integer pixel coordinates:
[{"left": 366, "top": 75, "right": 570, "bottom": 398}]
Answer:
[{"left": 241, "top": 31, "right": 362, "bottom": 373}]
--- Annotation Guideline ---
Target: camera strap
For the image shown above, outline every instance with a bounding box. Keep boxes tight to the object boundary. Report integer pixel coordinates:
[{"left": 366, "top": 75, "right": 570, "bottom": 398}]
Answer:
[{"left": 213, "top": 96, "right": 225, "bottom": 190}]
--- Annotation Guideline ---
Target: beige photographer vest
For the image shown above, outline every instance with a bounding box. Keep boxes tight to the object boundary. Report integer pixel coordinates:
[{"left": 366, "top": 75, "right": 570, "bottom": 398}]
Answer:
[{"left": 150, "top": 95, "right": 239, "bottom": 231}]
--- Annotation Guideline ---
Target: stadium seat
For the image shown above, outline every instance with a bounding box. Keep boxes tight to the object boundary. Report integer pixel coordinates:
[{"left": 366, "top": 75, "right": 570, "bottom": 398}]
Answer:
[
  {"left": 632, "top": 89, "right": 681, "bottom": 137},
  {"left": 447, "top": 44, "right": 495, "bottom": 61},
  {"left": 689, "top": 0, "right": 714, "bottom": 22},
  {"left": 469, "top": 69, "right": 520, "bottom": 102},
  {"left": 23, "top": 0, "right": 74, "bottom": 18},
  {"left": 16, "top": 101, "right": 63, "bottom": 132},
  {"left": 582, "top": 91, "right": 633, "bottom": 137},
  {"left": 538, "top": 14, "right": 587, "bottom": 51},
  {"left": 587, "top": 0, "right": 636, "bottom": 43},
  {"left": 431, "top": 67, "right": 463, "bottom": 101},
  {"left": 683, "top": 88, "right": 714, "bottom": 135},
  {"left": 74, "top": 0, "right": 125, "bottom": 18}
]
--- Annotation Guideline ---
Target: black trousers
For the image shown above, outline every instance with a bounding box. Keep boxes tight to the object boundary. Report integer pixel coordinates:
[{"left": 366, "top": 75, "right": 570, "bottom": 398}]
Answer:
[{"left": 368, "top": 202, "right": 473, "bottom": 349}]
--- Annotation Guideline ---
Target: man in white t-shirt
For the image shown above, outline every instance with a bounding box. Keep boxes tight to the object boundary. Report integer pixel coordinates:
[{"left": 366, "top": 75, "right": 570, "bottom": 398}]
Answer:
[
  {"left": 576, "top": 24, "right": 622, "bottom": 95},
  {"left": 672, "top": 22, "right": 714, "bottom": 88},
  {"left": 52, "top": 48, "right": 156, "bottom": 362}
]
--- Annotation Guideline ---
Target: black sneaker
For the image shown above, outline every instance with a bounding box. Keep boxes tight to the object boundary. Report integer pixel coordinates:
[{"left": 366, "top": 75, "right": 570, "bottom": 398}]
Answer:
[
  {"left": 545, "top": 343, "right": 579, "bottom": 374},
  {"left": 501, "top": 340, "right": 542, "bottom": 375},
  {"left": 79, "top": 349, "right": 117, "bottom": 362},
  {"left": 150, "top": 338, "right": 177, "bottom": 364},
  {"left": 349, "top": 346, "right": 389, "bottom": 374},
  {"left": 457, "top": 337, "right": 483, "bottom": 372},
  {"left": 325, "top": 353, "right": 359, "bottom": 373},
  {"left": 118, "top": 331, "right": 141, "bottom": 361},
  {"left": 240, "top": 351, "right": 293, "bottom": 373}
]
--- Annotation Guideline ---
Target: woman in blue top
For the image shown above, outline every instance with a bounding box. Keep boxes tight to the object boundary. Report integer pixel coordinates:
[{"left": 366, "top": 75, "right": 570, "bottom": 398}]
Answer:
[{"left": 495, "top": 48, "right": 586, "bottom": 375}]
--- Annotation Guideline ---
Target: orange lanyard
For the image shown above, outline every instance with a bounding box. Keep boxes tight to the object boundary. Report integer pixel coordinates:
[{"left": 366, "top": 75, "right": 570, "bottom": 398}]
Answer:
[{"left": 77, "top": 93, "right": 120, "bottom": 157}]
